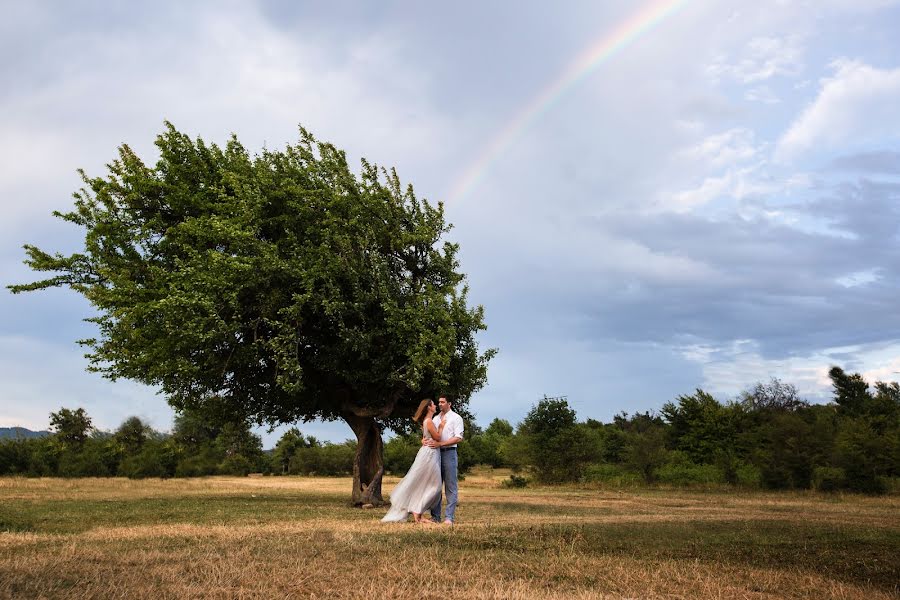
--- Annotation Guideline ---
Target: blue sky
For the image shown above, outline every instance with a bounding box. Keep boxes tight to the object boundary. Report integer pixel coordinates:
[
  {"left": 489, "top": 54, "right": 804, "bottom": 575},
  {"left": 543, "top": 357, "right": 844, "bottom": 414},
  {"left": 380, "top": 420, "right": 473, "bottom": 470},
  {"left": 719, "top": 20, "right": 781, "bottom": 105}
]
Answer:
[{"left": 2, "top": 0, "right": 900, "bottom": 446}]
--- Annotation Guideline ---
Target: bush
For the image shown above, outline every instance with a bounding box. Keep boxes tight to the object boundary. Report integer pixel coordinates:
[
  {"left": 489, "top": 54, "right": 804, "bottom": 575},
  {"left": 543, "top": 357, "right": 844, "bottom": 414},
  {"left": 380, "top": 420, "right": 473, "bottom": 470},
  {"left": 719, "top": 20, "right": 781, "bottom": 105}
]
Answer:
[
  {"left": 175, "top": 447, "right": 222, "bottom": 477},
  {"left": 501, "top": 474, "right": 529, "bottom": 488},
  {"left": 583, "top": 463, "right": 643, "bottom": 486},
  {"left": 735, "top": 463, "right": 762, "bottom": 488},
  {"left": 219, "top": 454, "right": 253, "bottom": 476},
  {"left": 0, "top": 439, "right": 37, "bottom": 475},
  {"left": 289, "top": 442, "right": 355, "bottom": 476},
  {"left": 813, "top": 466, "right": 846, "bottom": 492},
  {"left": 56, "top": 446, "right": 110, "bottom": 478},
  {"left": 656, "top": 456, "right": 725, "bottom": 486},
  {"left": 383, "top": 433, "right": 420, "bottom": 475},
  {"left": 118, "top": 441, "right": 176, "bottom": 479}
]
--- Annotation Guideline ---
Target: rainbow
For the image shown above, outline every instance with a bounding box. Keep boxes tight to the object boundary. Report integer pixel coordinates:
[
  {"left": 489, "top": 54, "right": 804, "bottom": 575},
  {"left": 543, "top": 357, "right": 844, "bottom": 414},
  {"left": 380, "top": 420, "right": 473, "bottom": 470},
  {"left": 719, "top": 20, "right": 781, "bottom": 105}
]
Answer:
[{"left": 447, "top": 0, "right": 689, "bottom": 203}]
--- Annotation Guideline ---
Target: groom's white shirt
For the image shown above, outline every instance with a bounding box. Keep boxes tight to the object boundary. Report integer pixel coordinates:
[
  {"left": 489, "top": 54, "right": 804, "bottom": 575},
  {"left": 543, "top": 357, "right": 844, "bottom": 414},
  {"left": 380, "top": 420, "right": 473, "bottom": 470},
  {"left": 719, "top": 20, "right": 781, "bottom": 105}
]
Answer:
[{"left": 432, "top": 410, "right": 464, "bottom": 448}]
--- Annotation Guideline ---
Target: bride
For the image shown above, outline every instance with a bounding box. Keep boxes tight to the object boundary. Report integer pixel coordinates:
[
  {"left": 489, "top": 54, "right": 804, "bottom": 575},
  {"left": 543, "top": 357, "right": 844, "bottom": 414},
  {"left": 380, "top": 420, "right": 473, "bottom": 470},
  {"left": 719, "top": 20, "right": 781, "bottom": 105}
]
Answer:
[{"left": 381, "top": 398, "right": 445, "bottom": 524}]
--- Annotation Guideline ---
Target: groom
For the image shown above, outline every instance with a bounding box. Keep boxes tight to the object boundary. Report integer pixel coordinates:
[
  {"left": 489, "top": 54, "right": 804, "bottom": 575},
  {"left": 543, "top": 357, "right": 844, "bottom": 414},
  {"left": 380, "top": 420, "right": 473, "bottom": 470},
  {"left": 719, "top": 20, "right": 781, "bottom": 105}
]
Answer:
[{"left": 422, "top": 395, "right": 464, "bottom": 524}]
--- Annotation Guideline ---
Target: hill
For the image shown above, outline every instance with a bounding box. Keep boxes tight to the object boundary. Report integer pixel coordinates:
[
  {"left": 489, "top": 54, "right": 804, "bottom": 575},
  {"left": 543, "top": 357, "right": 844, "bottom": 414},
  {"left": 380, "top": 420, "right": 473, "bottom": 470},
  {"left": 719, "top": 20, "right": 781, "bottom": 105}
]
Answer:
[{"left": 0, "top": 427, "right": 50, "bottom": 440}]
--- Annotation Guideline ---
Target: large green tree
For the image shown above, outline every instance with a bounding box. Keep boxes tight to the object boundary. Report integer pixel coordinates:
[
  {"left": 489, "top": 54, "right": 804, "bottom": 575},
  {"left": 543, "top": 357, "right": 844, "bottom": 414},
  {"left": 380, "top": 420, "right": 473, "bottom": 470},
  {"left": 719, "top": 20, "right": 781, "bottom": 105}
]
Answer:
[{"left": 9, "top": 123, "right": 495, "bottom": 504}]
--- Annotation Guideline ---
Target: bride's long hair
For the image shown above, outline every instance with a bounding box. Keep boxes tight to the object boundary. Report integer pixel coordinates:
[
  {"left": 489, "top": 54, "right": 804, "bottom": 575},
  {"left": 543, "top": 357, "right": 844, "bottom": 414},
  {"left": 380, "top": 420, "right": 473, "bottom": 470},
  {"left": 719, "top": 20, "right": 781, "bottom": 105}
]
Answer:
[{"left": 412, "top": 399, "right": 434, "bottom": 424}]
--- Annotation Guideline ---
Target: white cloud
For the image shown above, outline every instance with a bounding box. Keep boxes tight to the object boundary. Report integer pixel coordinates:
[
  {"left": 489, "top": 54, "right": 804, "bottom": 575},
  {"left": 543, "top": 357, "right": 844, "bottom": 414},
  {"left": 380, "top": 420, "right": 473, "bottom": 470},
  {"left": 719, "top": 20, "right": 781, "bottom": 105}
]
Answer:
[
  {"left": 776, "top": 60, "right": 900, "bottom": 162},
  {"left": 707, "top": 35, "right": 804, "bottom": 84},
  {"left": 835, "top": 268, "right": 881, "bottom": 288},
  {"left": 0, "top": 2, "right": 452, "bottom": 235},
  {"left": 745, "top": 85, "right": 781, "bottom": 104},
  {"left": 679, "top": 128, "right": 759, "bottom": 169},
  {"left": 682, "top": 337, "right": 900, "bottom": 403},
  {"left": 666, "top": 164, "right": 775, "bottom": 213}
]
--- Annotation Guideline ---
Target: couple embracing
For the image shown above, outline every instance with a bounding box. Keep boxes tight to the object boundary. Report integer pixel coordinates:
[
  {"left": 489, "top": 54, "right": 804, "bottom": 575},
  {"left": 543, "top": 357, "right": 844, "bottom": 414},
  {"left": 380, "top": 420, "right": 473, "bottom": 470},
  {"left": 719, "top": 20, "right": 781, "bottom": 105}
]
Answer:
[{"left": 381, "top": 395, "right": 464, "bottom": 525}]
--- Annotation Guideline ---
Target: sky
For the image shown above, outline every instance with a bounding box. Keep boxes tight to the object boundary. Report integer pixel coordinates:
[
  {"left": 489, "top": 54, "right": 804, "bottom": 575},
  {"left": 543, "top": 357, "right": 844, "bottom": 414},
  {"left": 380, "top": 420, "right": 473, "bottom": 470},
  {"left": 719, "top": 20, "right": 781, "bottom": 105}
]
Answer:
[{"left": 2, "top": 0, "right": 900, "bottom": 447}]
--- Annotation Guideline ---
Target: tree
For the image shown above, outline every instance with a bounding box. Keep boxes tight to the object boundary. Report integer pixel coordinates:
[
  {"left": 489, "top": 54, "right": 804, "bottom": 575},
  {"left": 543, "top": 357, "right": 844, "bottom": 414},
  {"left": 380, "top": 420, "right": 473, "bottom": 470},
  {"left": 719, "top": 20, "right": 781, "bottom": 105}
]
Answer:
[
  {"left": 10, "top": 124, "right": 494, "bottom": 504},
  {"left": 271, "top": 427, "right": 311, "bottom": 474},
  {"left": 49, "top": 408, "right": 93, "bottom": 449},
  {"left": 114, "top": 416, "right": 152, "bottom": 455},
  {"left": 660, "top": 390, "right": 736, "bottom": 464},
  {"left": 828, "top": 366, "right": 872, "bottom": 417},
  {"left": 740, "top": 378, "right": 808, "bottom": 412},
  {"left": 518, "top": 397, "right": 596, "bottom": 482}
]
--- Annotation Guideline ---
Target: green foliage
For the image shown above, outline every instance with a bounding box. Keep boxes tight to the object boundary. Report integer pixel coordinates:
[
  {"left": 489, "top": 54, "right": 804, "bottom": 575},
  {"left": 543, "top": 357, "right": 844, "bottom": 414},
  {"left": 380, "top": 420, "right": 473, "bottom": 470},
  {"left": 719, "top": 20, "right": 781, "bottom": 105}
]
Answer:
[
  {"left": 829, "top": 366, "right": 873, "bottom": 418},
  {"left": 834, "top": 418, "right": 890, "bottom": 493},
  {"left": 8, "top": 123, "right": 494, "bottom": 434},
  {"left": 624, "top": 428, "right": 669, "bottom": 484},
  {"left": 114, "top": 416, "right": 152, "bottom": 456},
  {"left": 656, "top": 452, "right": 725, "bottom": 485},
  {"left": 382, "top": 432, "right": 421, "bottom": 475},
  {"left": 474, "top": 418, "right": 514, "bottom": 468},
  {"left": 739, "top": 378, "right": 808, "bottom": 412},
  {"left": 582, "top": 464, "right": 643, "bottom": 486},
  {"left": 661, "top": 390, "right": 737, "bottom": 464},
  {"left": 501, "top": 474, "right": 529, "bottom": 488},
  {"left": 270, "top": 427, "right": 311, "bottom": 474},
  {"left": 218, "top": 454, "right": 254, "bottom": 476},
  {"left": 517, "top": 398, "right": 601, "bottom": 483},
  {"left": 289, "top": 440, "right": 356, "bottom": 476},
  {"left": 174, "top": 447, "right": 222, "bottom": 477},
  {"left": 813, "top": 466, "right": 846, "bottom": 492},
  {"left": 520, "top": 397, "right": 576, "bottom": 438},
  {"left": 118, "top": 439, "right": 177, "bottom": 479},
  {"left": 49, "top": 408, "right": 93, "bottom": 449},
  {"left": 3, "top": 367, "right": 898, "bottom": 495}
]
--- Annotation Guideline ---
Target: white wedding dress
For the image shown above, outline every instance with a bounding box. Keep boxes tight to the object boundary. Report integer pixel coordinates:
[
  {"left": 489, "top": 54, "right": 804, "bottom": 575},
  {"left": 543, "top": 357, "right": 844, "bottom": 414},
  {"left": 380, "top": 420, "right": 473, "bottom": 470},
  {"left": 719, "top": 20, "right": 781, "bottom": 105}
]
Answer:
[{"left": 381, "top": 425, "right": 442, "bottom": 522}]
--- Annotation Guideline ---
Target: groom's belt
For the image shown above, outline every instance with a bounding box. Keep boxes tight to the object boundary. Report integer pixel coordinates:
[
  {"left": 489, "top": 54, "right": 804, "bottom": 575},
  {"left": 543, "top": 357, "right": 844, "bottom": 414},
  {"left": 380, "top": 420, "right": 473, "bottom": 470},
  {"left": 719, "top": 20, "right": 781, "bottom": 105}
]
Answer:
[{"left": 440, "top": 446, "right": 457, "bottom": 452}]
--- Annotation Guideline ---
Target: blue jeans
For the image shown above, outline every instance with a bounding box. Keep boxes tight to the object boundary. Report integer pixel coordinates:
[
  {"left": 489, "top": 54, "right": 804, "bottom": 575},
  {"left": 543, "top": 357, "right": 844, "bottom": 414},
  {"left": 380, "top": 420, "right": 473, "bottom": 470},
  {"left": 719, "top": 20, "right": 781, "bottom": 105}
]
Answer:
[{"left": 430, "top": 448, "right": 458, "bottom": 522}]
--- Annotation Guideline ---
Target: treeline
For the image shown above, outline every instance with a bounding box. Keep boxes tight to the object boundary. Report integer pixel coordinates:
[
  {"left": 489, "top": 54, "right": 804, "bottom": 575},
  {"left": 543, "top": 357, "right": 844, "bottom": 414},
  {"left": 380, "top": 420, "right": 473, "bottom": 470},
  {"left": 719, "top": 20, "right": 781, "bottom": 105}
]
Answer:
[
  {"left": 442, "top": 367, "right": 897, "bottom": 494},
  {"left": 0, "top": 406, "right": 274, "bottom": 478},
  {"left": 2, "top": 366, "right": 897, "bottom": 492}
]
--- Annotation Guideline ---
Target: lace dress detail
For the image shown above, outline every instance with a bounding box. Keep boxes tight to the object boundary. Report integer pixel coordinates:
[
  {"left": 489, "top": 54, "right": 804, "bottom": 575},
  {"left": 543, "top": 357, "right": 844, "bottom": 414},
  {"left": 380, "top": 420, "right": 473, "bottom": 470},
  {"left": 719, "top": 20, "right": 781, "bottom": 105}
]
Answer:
[{"left": 381, "top": 424, "right": 442, "bottom": 522}]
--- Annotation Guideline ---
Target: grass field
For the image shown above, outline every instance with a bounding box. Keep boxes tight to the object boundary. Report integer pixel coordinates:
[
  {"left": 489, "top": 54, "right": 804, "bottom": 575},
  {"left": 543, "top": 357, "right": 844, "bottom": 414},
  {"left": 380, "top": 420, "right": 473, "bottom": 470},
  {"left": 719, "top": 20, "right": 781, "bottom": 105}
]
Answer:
[{"left": 1, "top": 469, "right": 898, "bottom": 599}]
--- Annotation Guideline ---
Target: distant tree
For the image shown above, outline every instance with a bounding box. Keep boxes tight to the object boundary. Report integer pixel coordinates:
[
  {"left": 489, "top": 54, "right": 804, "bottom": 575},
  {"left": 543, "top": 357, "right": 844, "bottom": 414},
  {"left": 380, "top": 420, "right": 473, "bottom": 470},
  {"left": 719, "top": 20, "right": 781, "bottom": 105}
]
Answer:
[
  {"left": 828, "top": 367, "right": 872, "bottom": 417},
  {"left": 382, "top": 431, "right": 421, "bottom": 475},
  {"left": 740, "top": 378, "right": 808, "bottom": 412},
  {"left": 9, "top": 123, "right": 495, "bottom": 504},
  {"left": 660, "top": 390, "right": 735, "bottom": 464},
  {"left": 521, "top": 397, "right": 577, "bottom": 439},
  {"left": 624, "top": 427, "right": 668, "bottom": 484},
  {"left": 114, "top": 416, "right": 152, "bottom": 456},
  {"left": 475, "top": 418, "right": 514, "bottom": 467},
  {"left": 49, "top": 408, "right": 93, "bottom": 449},
  {"left": 518, "top": 397, "right": 595, "bottom": 482},
  {"left": 485, "top": 418, "right": 513, "bottom": 438},
  {"left": 271, "top": 427, "right": 311, "bottom": 474}
]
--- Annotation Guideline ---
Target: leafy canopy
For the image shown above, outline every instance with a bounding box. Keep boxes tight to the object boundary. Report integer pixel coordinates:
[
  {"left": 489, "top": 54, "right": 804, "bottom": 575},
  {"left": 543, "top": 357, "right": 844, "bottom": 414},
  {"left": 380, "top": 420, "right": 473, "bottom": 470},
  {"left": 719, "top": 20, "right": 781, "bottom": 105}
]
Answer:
[{"left": 10, "top": 123, "right": 495, "bottom": 431}]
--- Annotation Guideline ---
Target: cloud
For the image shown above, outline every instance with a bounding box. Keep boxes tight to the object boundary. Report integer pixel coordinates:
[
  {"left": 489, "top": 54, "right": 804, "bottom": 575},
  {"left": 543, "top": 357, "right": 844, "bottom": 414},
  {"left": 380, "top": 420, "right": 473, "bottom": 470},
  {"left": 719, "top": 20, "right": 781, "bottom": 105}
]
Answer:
[
  {"left": 666, "top": 165, "right": 775, "bottom": 213},
  {"left": 776, "top": 60, "right": 900, "bottom": 162},
  {"left": 829, "top": 150, "right": 900, "bottom": 174},
  {"left": 0, "top": 1, "right": 454, "bottom": 237},
  {"left": 745, "top": 85, "right": 781, "bottom": 104},
  {"left": 679, "top": 128, "right": 760, "bottom": 169},
  {"left": 707, "top": 35, "right": 804, "bottom": 84}
]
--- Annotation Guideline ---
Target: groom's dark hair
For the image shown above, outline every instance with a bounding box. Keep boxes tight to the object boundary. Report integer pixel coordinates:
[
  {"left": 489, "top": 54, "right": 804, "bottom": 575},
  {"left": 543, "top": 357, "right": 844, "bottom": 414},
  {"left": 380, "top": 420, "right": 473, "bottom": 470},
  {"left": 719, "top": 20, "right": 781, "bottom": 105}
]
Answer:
[{"left": 439, "top": 394, "right": 452, "bottom": 405}]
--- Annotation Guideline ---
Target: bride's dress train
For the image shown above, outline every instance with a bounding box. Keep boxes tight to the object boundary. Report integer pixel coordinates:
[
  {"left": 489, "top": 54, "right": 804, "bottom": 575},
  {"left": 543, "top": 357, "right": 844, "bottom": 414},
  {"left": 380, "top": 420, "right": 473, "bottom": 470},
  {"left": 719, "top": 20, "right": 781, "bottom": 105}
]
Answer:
[{"left": 381, "top": 429, "right": 441, "bottom": 522}]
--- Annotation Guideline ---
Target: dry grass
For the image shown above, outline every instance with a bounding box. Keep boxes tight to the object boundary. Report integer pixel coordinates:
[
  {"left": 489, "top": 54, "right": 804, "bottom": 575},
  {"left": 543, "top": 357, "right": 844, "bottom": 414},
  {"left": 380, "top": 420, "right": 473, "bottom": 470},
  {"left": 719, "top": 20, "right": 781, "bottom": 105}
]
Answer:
[{"left": 1, "top": 470, "right": 898, "bottom": 599}]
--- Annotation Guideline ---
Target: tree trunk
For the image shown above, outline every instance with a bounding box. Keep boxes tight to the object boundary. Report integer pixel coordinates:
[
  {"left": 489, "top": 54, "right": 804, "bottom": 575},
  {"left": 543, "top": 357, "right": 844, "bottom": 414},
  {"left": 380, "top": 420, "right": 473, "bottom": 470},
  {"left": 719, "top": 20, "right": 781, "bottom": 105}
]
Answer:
[{"left": 344, "top": 414, "right": 386, "bottom": 506}]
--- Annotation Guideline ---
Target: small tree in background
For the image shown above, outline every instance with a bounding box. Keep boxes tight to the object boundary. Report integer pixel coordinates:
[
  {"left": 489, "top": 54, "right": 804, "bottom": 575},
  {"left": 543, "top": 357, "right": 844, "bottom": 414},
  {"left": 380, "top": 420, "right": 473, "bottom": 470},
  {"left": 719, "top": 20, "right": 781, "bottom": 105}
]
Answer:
[{"left": 49, "top": 408, "right": 93, "bottom": 450}]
